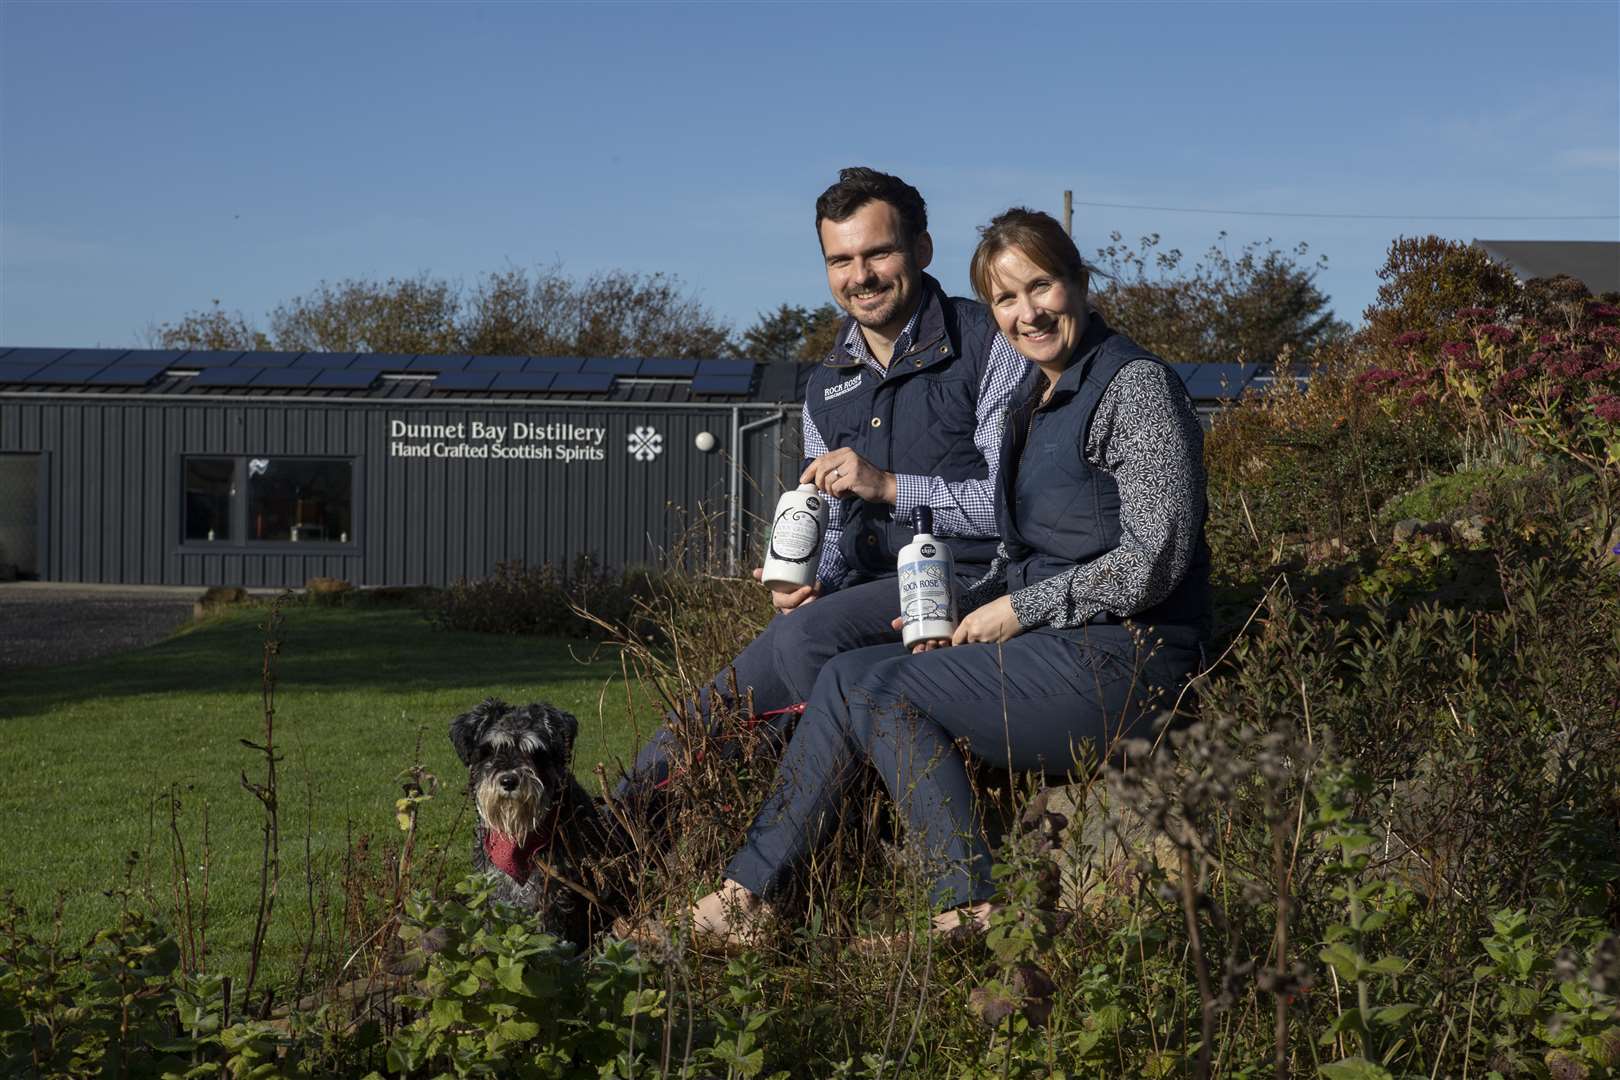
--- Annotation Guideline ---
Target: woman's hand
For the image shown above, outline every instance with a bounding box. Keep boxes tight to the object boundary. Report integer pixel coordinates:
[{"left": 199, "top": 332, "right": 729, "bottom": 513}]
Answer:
[
  {"left": 890, "top": 595, "right": 1025, "bottom": 653},
  {"left": 949, "top": 595, "right": 1023, "bottom": 646},
  {"left": 889, "top": 615, "right": 950, "bottom": 653}
]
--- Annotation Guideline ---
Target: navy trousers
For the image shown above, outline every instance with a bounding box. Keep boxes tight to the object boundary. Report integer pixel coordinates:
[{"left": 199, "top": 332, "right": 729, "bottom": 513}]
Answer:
[
  {"left": 614, "top": 576, "right": 911, "bottom": 803},
  {"left": 724, "top": 625, "right": 1200, "bottom": 908}
]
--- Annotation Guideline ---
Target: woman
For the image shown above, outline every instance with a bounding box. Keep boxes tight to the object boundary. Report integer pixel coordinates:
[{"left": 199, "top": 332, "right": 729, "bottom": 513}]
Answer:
[{"left": 673, "top": 208, "right": 1211, "bottom": 944}]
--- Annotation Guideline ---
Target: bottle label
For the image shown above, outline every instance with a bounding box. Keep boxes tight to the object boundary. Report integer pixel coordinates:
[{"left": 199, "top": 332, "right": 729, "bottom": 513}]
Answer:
[
  {"left": 769, "top": 499, "right": 823, "bottom": 563},
  {"left": 898, "top": 557, "right": 954, "bottom": 623}
]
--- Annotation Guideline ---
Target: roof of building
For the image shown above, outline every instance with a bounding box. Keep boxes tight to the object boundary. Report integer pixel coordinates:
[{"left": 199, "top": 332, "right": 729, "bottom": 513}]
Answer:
[
  {"left": 0, "top": 347, "right": 1273, "bottom": 409},
  {"left": 1471, "top": 240, "right": 1620, "bottom": 296}
]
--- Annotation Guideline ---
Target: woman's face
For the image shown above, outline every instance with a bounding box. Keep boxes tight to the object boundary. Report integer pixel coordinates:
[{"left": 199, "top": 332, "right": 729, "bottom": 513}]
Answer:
[{"left": 986, "top": 246, "right": 1087, "bottom": 372}]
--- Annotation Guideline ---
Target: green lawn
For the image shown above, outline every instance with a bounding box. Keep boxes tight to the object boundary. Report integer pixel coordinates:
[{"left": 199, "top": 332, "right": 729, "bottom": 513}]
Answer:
[{"left": 0, "top": 602, "right": 659, "bottom": 986}]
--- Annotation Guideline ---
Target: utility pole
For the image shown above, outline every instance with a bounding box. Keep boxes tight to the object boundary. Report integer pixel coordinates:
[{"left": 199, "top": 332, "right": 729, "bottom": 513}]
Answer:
[{"left": 1062, "top": 190, "right": 1073, "bottom": 236}]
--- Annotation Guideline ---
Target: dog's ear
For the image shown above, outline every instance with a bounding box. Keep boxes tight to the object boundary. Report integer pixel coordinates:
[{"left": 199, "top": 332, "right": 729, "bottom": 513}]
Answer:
[
  {"left": 540, "top": 705, "right": 579, "bottom": 765},
  {"left": 449, "top": 698, "right": 505, "bottom": 765}
]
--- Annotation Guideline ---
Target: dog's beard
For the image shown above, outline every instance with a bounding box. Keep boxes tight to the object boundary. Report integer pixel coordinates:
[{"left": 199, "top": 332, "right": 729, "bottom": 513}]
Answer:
[{"left": 474, "top": 769, "right": 548, "bottom": 842}]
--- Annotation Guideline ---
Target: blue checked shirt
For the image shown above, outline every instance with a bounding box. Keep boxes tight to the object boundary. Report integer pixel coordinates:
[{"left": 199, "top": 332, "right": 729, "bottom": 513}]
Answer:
[{"left": 803, "top": 310, "right": 1027, "bottom": 591}]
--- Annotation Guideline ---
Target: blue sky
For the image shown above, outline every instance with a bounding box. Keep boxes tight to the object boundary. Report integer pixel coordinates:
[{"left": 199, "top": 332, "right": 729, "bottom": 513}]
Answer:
[{"left": 2, "top": 1, "right": 1616, "bottom": 351}]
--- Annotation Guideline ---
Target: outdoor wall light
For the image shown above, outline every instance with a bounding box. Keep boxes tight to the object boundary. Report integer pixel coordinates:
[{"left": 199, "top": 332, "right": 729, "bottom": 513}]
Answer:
[{"left": 694, "top": 431, "right": 718, "bottom": 452}]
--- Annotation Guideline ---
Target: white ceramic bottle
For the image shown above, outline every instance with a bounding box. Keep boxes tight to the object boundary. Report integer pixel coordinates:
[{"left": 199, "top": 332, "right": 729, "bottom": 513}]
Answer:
[
  {"left": 897, "top": 506, "right": 958, "bottom": 647},
  {"left": 760, "top": 483, "right": 828, "bottom": 591}
]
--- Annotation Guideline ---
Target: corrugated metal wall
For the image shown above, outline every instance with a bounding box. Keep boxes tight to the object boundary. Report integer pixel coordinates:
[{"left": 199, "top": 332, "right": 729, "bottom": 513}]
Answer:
[{"left": 0, "top": 396, "right": 794, "bottom": 587}]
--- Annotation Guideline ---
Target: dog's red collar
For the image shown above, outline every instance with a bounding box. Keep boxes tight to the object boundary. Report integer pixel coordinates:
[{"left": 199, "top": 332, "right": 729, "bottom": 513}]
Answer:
[{"left": 483, "top": 804, "right": 563, "bottom": 885}]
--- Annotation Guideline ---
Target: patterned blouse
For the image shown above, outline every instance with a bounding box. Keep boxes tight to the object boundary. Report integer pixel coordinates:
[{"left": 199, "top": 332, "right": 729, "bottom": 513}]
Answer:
[{"left": 958, "top": 358, "right": 1207, "bottom": 629}]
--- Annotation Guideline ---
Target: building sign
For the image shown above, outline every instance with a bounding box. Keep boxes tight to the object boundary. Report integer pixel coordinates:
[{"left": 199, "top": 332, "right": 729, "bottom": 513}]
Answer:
[{"left": 387, "top": 418, "right": 619, "bottom": 463}]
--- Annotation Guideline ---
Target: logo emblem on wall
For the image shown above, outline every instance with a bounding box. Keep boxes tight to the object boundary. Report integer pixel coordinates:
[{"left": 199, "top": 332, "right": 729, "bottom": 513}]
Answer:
[{"left": 628, "top": 426, "right": 664, "bottom": 462}]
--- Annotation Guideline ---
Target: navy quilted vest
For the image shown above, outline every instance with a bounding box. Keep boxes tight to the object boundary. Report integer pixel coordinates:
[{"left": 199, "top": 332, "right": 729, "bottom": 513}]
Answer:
[
  {"left": 997, "top": 317, "right": 1212, "bottom": 645},
  {"left": 803, "top": 274, "right": 1008, "bottom": 580}
]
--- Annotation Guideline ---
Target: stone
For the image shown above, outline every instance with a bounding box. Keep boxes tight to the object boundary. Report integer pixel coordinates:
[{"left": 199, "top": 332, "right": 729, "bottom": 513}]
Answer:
[{"left": 193, "top": 586, "right": 249, "bottom": 620}]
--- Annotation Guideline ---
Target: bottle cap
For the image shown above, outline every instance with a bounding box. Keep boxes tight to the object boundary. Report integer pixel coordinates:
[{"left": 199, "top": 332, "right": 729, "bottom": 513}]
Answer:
[{"left": 914, "top": 506, "right": 933, "bottom": 535}]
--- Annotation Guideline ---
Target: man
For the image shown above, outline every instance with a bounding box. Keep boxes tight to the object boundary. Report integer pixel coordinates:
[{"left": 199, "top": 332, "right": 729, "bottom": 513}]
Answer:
[{"left": 615, "top": 166, "right": 1030, "bottom": 802}]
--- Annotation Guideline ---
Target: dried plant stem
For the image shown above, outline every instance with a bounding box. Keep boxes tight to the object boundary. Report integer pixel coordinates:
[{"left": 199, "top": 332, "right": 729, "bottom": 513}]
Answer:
[
  {"left": 1179, "top": 847, "right": 1214, "bottom": 1080},
  {"left": 240, "top": 596, "right": 286, "bottom": 1008},
  {"left": 1270, "top": 788, "right": 1291, "bottom": 1080}
]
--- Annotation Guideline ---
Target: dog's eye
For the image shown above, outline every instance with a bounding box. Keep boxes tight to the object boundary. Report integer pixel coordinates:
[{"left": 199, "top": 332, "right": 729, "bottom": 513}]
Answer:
[{"left": 475, "top": 746, "right": 493, "bottom": 762}]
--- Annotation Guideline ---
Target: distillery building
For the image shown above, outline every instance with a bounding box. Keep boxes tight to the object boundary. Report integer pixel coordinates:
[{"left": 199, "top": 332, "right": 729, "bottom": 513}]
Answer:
[{"left": 0, "top": 346, "right": 1261, "bottom": 587}]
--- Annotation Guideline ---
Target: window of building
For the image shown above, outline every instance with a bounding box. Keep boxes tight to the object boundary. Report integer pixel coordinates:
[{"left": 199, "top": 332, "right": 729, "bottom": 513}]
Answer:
[
  {"left": 246, "top": 457, "right": 353, "bottom": 543},
  {"left": 181, "top": 456, "right": 355, "bottom": 546},
  {"left": 184, "top": 458, "right": 235, "bottom": 542}
]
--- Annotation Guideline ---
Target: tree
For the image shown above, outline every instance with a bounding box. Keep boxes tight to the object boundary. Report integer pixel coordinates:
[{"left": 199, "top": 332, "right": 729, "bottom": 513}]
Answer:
[
  {"left": 149, "top": 265, "right": 737, "bottom": 359},
  {"left": 147, "top": 300, "right": 271, "bottom": 351},
  {"left": 739, "top": 302, "right": 843, "bottom": 363},
  {"left": 1360, "top": 236, "right": 1521, "bottom": 350},
  {"left": 1089, "top": 232, "right": 1350, "bottom": 367},
  {"left": 269, "top": 274, "right": 463, "bottom": 354}
]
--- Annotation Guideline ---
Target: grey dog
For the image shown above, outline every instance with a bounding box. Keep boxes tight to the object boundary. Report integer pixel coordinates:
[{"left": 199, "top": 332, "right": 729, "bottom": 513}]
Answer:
[{"left": 449, "top": 698, "right": 624, "bottom": 946}]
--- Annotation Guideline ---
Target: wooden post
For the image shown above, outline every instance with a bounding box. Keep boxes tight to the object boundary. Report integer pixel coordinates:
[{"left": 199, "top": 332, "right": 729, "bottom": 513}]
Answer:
[{"left": 1062, "top": 190, "right": 1073, "bottom": 236}]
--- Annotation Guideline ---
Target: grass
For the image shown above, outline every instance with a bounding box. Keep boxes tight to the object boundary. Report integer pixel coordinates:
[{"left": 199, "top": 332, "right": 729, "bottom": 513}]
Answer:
[{"left": 0, "top": 601, "right": 656, "bottom": 987}]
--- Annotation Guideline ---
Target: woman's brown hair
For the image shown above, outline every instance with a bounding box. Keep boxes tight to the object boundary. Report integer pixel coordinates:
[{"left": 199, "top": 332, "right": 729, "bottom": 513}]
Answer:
[{"left": 968, "top": 207, "right": 1089, "bottom": 305}]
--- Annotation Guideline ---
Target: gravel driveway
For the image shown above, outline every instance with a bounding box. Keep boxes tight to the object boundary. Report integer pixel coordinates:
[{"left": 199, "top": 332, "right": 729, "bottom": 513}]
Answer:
[{"left": 0, "top": 584, "right": 203, "bottom": 670}]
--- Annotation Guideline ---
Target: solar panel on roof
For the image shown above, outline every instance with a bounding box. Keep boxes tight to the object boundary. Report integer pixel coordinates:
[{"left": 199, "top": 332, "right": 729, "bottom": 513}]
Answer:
[
  {"left": 3, "top": 348, "right": 70, "bottom": 365},
  {"left": 1186, "top": 365, "right": 1250, "bottom": 399},
  {"left": 489, "top": 372, "right": 555, "bottom": 392},
  {"left": 88, "top": 367, "right": 165, "bottom": 386},
  {"left": 407, "top": 355, "right": 472, "bottom": 372},
  {"left": 549, "top": 372, "right": 615, "bottom": 392},
  {"left": 523, "top": 357, "right": 583, "bottom": 373},
  {"left": 0, "top": 361, "right": 47, "bottom": 381},
  {"left": 311, "top": 369, "right": 378, "bottom": 389},
  {"left": 431, "top": 372, "right": 496, "bottom": 391},
  {"left": 22, "top": 366, "right": 109, "bottom": 384},
  {"left": 251, "top": 368, "right": 319, "bottom": 389},
  {"left": 59, "top": 348, "right": 130, "bottom": 366},
  {"left": 638, "top": 358, "right": 698, "bottom": 377},
  {"left": 191, "top": 367, "right": 258, "bottom": 387},
  {"left": 690, "top": 374, "right": 754, "bottom": 394},
  {"left": 180, "top": 350, "right": 245, "bottom": 367},
  {"left": 291, "top": 352, "right": 358, "bottom": 369},
  {"left": 580, "top": 357, "right": 640, "bottom": 376},
  {"left": 113, "top": 350, "right": 185, "bottom": 367},
  {"left": 236, "top": 351, "right": 300, "bottom": 367},
  {"left": 464, "top": 355, "right": 527, "bottom": 372},
  {"left": 352, "top": 354, "right": 416, "bottom": 370},
  {"left": 696, "top": 358, "right": 755, "bottom": 377}
]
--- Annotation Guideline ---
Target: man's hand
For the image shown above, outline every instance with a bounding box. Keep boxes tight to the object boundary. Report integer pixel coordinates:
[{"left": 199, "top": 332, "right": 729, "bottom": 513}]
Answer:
[
  {"left": 950, "top": 595, "right": 1023, "bottom": 646},
  {"left": 753, "top": 567, "right": 821, "bottom": 612},
  {"left": 802, "top": 448, "right": 897, "bottom": 504}
]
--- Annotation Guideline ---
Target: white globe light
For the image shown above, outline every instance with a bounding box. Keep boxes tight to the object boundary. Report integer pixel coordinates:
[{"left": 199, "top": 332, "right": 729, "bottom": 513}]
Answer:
[{"left": 694, "top": 431, "right": 717, "bottom": 452}]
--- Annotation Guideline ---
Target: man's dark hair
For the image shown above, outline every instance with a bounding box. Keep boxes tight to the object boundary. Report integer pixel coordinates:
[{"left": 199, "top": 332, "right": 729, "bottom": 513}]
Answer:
[{"left": 814, "top": 167, "right": 929, "bottom": 245}]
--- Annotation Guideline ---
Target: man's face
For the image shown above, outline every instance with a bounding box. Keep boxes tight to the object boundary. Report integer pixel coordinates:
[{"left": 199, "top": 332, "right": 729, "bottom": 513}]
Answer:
[{"left": 818, "top": 200, "right": 933, "bottom": 342}]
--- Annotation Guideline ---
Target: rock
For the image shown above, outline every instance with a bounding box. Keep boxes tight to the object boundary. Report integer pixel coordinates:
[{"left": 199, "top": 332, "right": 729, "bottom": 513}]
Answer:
[
  {"left": 1394, "top": 519, "right": 1454, "bottom": 545},
  {"left": 1453, "top": 515, "right": 1488, "bottom": 545},
  {"left": 193, "top": 586, "right": 249, "bottom": 620}
]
